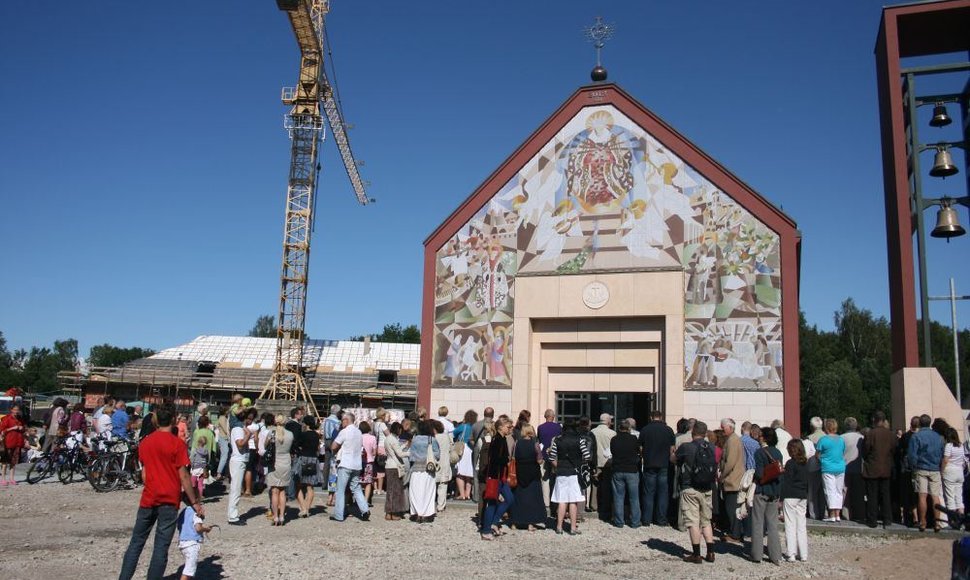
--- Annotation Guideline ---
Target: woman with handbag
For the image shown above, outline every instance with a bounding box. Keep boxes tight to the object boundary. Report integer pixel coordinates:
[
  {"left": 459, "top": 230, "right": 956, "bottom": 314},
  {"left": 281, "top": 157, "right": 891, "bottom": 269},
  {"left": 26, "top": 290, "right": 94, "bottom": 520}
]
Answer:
[
  {"left": 750, "top": 427, "right": 784, "bottom": 564},
  {"left": 479, "top": 417, "right": 515, "bottom": 540},
  {"left": 548, "top": 417, "right": 591, "bottom": 535},
  {"left": 509, "top": 423, "right": 545, "bottom": 530},
  {"left": 408, "top": 420, "right": 441, "bottom": 523},
  {"left": 453, "top": 410, "right": 477, "bottom": 501},
  {"left": 294, "top": 415, "right": 322, "bottom": 518},
  {"left": 360, "top": 421, "right": 378, "bottom": 505}
]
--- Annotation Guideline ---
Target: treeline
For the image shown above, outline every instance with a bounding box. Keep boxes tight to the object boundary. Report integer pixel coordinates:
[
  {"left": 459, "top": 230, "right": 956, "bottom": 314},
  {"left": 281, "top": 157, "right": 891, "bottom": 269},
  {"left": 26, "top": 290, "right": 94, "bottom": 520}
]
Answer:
[
  {"left": 800, "top": 298, "right": 969, "bottom": 431},
  {"left": 2, "top": 302, "right": 967, "bottom": 415},
  {"left": 0, "top": 332, "right": 153, "bottom": 394}
]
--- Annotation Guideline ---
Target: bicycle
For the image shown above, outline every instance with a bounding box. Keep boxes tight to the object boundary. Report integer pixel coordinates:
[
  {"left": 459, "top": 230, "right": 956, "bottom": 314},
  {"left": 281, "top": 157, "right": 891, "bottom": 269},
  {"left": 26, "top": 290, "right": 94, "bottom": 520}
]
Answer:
[
  {"left": 25, "top": 437, "right": 68, "bottom": 485},
  {"left": 87, "top": 436, "right": 140, "bottom": 492},
  {"left": 57, "top": 440, "right": 97, "bottom": 484}
]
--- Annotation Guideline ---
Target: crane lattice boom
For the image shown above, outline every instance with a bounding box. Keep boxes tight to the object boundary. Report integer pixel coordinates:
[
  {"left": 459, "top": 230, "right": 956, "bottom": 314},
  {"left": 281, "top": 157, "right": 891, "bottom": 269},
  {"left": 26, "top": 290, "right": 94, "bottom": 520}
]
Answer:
[{"left": 259, "top": 0, "right": 369, "bottom": 416}]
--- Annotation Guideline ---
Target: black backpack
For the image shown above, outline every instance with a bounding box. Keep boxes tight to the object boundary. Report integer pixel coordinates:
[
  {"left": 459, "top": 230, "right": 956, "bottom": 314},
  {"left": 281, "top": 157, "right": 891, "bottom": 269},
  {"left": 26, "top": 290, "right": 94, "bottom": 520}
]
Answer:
[
  {"left": 264, "top": 433, "right": 276, "bottom": 473},
  {"left": 688, "top": 440, "right": 717, "bottom": 491}
]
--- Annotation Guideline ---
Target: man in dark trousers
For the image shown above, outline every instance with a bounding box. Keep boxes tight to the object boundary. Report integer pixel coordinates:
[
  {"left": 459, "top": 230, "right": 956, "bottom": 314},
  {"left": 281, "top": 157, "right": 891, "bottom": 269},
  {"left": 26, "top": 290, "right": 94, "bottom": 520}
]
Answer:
[
  {"left": 639, "top": 410, "right": 675, "bottom": 526},
  {"left": 862, "top": 410, "right": 897, "bottom": 528},
  {"left": 119, "top": 405, "right": 204, "bottom": 580}
]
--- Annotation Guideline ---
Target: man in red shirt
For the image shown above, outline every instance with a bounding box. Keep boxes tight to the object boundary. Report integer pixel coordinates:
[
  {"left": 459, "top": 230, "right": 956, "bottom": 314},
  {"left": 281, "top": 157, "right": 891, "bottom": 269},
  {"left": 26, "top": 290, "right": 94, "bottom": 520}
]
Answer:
[{"left": 119, "top": 405, "right": 204, "bottom": 580}]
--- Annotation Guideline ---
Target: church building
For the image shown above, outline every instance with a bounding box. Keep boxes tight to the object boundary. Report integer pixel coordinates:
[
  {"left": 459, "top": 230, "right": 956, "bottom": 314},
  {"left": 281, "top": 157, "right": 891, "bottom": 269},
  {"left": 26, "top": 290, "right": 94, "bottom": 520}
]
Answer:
[{"left": 419, "top": 82, "right": 801, "bottom": 429}]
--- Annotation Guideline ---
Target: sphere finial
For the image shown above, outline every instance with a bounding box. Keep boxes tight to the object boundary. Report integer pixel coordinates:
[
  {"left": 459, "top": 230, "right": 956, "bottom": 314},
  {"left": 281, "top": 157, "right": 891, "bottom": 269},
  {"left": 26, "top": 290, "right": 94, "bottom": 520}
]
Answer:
[{"left": 584, "top": 17, "right": 614, "bottom": 84}]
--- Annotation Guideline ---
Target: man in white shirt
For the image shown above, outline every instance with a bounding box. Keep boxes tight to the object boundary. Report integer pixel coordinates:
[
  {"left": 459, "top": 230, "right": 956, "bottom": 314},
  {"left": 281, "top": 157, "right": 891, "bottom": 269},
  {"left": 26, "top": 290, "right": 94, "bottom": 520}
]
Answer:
[
  {"left": 227, "top": 408, "right": 256, "bottom": 525},
  {"left": 437, "top": 406, "right": 455, "bottom": 434},
  {"left": 330, "top": 413, "right": 371, "bottom": 522}
]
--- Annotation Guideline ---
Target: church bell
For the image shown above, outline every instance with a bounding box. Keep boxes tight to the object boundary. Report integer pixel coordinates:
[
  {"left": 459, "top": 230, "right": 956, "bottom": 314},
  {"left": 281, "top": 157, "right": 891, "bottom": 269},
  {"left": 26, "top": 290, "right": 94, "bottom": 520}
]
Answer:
[
  {"left": 930, "top": 201, "right": 966, "bottom": 239},
  {"left": 929, "top": 147, "right": 958, "bottom": 178},
  {"left": 929, "top": 103, "right": 952, "bottom": 128}
]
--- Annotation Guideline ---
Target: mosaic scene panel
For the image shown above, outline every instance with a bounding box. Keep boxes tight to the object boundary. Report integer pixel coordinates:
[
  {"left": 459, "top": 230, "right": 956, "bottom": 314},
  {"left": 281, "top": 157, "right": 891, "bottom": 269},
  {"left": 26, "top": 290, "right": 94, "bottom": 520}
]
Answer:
[{"left": 432, "top": 105, "right": 783, "bottom": 391}]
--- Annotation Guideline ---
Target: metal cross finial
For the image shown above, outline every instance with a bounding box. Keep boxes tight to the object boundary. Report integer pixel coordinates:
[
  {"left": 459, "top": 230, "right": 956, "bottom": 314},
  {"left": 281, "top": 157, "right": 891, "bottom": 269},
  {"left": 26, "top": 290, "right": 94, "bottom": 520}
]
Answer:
[{"left": 584, "top": 16, "right": 615, "bottom": 66}]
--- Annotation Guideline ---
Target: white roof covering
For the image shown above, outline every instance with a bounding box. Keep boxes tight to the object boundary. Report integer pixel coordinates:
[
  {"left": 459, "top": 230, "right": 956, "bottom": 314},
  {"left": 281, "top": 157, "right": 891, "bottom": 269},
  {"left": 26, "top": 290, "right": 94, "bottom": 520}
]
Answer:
[{"left": 150, "top": 336, "right": 420, "bottom": 373}]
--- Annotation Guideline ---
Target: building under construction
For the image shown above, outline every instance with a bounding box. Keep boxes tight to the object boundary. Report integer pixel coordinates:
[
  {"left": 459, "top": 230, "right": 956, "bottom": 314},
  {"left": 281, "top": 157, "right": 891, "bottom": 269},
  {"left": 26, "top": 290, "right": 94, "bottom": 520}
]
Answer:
[{"left": 60, "top": 336, "right": 419, "bottom": 413}]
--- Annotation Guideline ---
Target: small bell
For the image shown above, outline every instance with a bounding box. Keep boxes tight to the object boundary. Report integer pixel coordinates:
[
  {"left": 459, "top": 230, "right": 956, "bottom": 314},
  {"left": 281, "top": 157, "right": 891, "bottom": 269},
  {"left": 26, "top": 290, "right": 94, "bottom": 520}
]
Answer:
[
  {"left": 929, "top": 103, "right": 952, "bottom": 128},
  {"left": 929, "top": 147, "right": 958, "bottom": 178},
  {"left": 930, "top": 202, "right": 966, "bottom": 239}
]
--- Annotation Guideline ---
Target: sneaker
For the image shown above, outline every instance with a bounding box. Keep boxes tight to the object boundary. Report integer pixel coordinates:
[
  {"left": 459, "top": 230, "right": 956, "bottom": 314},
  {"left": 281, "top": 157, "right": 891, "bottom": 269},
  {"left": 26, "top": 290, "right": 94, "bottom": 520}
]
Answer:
[
  {"left": 784, "top": 555, "right": 797, "bottom": 563},
  {"left": 359, "top": 511, "right": 370, "bottom": 522},
  {"left": 683, "top": 554, "right": 704, "bottom": 564},
  {"left": 822, "top": 517, "right": 837, "bottom": 522}
]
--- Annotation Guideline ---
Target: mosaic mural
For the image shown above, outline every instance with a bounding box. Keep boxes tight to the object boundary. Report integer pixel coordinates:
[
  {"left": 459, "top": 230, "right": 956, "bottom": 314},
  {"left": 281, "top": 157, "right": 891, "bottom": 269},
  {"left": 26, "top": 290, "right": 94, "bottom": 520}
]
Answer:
[{"left": 432, "top": 105, "right": 783, "bottom": 391}]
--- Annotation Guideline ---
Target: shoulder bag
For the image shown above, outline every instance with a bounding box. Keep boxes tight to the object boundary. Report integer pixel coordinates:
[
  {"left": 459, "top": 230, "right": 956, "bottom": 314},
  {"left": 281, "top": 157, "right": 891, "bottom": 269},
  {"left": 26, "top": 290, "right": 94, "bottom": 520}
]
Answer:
[
  {"left": 264, "top": 433, "right": 276, "bottom": 473},
  {"left": 758, "top": 448, "right": 782, "bottom": 485},
  {"left": 425, "top": 436, "right": 439, "bottom": 475}
]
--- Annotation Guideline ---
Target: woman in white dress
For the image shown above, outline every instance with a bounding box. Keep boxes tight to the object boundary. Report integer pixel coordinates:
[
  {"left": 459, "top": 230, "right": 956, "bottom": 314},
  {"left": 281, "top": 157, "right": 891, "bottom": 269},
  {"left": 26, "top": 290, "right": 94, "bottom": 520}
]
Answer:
[
  {"left": 547, "top": 418, "right": 591, "bottom": 535},
  {"left": 453, "top": 410, "right": 477, "bottom": 500},
  {"left": 408, "top": 420, "right": 441, "bottom": 523}
]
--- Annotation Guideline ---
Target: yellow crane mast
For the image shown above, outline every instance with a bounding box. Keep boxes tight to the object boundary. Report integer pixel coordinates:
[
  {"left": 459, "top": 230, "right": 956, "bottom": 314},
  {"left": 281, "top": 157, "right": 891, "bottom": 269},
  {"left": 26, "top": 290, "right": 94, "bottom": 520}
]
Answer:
[{"left": 259, "top": 0, "right": 370, "bottom": 416}]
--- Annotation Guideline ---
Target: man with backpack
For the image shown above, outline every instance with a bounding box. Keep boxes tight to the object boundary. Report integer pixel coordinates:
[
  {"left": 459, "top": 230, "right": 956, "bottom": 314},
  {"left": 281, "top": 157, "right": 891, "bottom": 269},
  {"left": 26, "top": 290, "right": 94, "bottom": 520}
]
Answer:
[{"left": 676, "top": 421, "right": 717, "bottom": 564}]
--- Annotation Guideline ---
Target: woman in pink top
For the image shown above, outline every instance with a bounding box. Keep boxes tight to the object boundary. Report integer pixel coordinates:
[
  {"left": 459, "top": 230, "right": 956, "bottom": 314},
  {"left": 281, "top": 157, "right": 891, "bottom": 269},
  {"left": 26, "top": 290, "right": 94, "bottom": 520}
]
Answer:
[{"left": 359, "top": 421, "right": 378, "bottom": 505}]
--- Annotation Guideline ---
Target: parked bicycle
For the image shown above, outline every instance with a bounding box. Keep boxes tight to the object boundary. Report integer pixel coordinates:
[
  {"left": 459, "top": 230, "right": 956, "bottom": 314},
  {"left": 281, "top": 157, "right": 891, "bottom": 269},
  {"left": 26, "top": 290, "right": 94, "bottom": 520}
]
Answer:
[
  {"left": 87, "top": 436, "right": 141, "bottom": 493},
  {"left": 25, "top": 436, "right": 69, "bottom": 485},
  {"left": 57, "top": 438, "right": 98, "bottom": 484}
]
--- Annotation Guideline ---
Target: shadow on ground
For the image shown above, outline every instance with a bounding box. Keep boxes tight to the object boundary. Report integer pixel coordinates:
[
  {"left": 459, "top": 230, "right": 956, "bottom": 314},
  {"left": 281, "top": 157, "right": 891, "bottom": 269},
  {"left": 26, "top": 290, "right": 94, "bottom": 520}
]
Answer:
[{"left": 164, "top": 555, "right": 225, "bottom": 580}]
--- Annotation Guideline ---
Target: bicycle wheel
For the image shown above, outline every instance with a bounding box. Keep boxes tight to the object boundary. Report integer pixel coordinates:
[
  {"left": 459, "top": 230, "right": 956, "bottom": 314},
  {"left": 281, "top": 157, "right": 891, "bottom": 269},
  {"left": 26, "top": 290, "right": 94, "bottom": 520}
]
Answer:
[
  {"left": 87, "top": 455, "right": 111, "bottom": 491},
  {"left": 89, "top": 455, "right": 122, "bottom": 492},
  {"left": 26, "top": 456, "right": 54, "bottom": 484},
  {"left": 57, "top": 458, "right": 75, "bottom": 484}
]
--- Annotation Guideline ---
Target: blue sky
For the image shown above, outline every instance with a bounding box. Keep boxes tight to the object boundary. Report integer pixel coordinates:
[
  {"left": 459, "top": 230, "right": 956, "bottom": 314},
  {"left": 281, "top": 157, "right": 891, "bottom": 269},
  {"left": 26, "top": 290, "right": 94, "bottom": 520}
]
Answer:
[{"left": 1, "top": 1, "right": 967, "bottom": 356}]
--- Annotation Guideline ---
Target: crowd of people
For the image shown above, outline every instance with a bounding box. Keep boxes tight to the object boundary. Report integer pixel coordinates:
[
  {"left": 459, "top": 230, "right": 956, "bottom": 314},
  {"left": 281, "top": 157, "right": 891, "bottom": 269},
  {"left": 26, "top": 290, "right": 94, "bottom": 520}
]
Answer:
[{"left": 3, "top": 393, "right": 967, "bottom": 577}]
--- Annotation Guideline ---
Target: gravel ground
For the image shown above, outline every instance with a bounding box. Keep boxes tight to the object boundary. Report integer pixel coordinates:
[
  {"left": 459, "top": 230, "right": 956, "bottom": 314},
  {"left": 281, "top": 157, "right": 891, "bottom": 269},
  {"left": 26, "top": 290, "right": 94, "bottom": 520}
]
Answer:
[{"left": 0, "top": 466, "right": 955, "bottom": 579}]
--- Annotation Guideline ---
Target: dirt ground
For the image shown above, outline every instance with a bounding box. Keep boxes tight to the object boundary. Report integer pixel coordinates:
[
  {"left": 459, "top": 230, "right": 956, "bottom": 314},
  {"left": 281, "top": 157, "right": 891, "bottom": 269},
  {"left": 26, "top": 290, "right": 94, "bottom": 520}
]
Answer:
[{"left": 0, "top": 472, "right": 956, "bottom": 580}]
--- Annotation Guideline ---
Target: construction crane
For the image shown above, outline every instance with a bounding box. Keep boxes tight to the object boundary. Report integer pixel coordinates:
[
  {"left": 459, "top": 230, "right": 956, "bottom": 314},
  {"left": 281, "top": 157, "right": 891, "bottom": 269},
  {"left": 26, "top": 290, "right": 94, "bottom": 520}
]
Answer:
[{"left": 259, "top": 0, "right": 370, "bottom": 417}]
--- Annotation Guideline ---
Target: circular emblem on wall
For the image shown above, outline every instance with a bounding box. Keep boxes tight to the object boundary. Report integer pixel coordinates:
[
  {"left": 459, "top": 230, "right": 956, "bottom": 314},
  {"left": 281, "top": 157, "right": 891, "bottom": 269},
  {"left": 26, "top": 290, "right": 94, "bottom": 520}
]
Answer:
[{"left": 582, "top": 281, "right": 610, "bottom": 309}]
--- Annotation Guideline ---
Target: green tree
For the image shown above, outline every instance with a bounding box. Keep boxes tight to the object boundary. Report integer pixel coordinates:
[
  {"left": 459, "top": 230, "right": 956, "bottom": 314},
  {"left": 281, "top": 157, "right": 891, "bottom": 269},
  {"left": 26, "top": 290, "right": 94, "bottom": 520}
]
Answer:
[
  {"left": 0, "top": 331, "right": 11, "bottom": 369},
  {"left": 350, "top": 323, "right": 421, "bottom": 344},
  {"left": 0, "top": 331, "right": 24, "bottom": 391},
  {"left": 803, "top": 359, "right": 870, "bottom": 424},
  {"left": 248, "top": 314, "right": 277, "bottom": 338},
  {"left": 88, "top": 344, "right": 156, "bottom": 368}
]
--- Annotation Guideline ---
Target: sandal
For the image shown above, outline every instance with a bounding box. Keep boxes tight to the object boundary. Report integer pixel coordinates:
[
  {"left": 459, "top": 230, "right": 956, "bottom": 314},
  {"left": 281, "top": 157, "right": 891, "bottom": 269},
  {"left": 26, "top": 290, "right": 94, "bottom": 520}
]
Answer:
[
  {"left": 480, "top": 533, "right": 494, "bottom": 541},
  {"left": 555, "top": 528, "right": 564, "bottom": 535}
]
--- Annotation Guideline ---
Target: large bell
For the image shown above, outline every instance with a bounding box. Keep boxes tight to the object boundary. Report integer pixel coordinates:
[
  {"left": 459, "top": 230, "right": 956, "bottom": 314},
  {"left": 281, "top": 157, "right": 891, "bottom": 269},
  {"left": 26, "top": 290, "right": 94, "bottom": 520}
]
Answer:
[
  {"left": 929, "top": 147, "right": 958, "bottom": 177},
  {"left": 929, "top": 103, "right": 952, "bottom": 128},
  {"left": 930, "top": 204, "right": 966, "bottom": 239}
]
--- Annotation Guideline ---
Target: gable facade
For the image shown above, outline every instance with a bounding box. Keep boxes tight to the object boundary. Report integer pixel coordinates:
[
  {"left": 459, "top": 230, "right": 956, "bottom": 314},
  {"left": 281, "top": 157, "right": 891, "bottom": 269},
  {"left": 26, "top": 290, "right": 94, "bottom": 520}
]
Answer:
[{"left": 420, "top": 84, "right": 800, "bottom": 429}]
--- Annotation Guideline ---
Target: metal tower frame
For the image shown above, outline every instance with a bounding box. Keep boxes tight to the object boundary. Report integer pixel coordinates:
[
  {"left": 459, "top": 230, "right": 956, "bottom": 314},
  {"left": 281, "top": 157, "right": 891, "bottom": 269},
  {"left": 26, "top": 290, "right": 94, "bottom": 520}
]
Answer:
[{"left": 260, "top": 0, "right": 369, "bottom": 416}]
